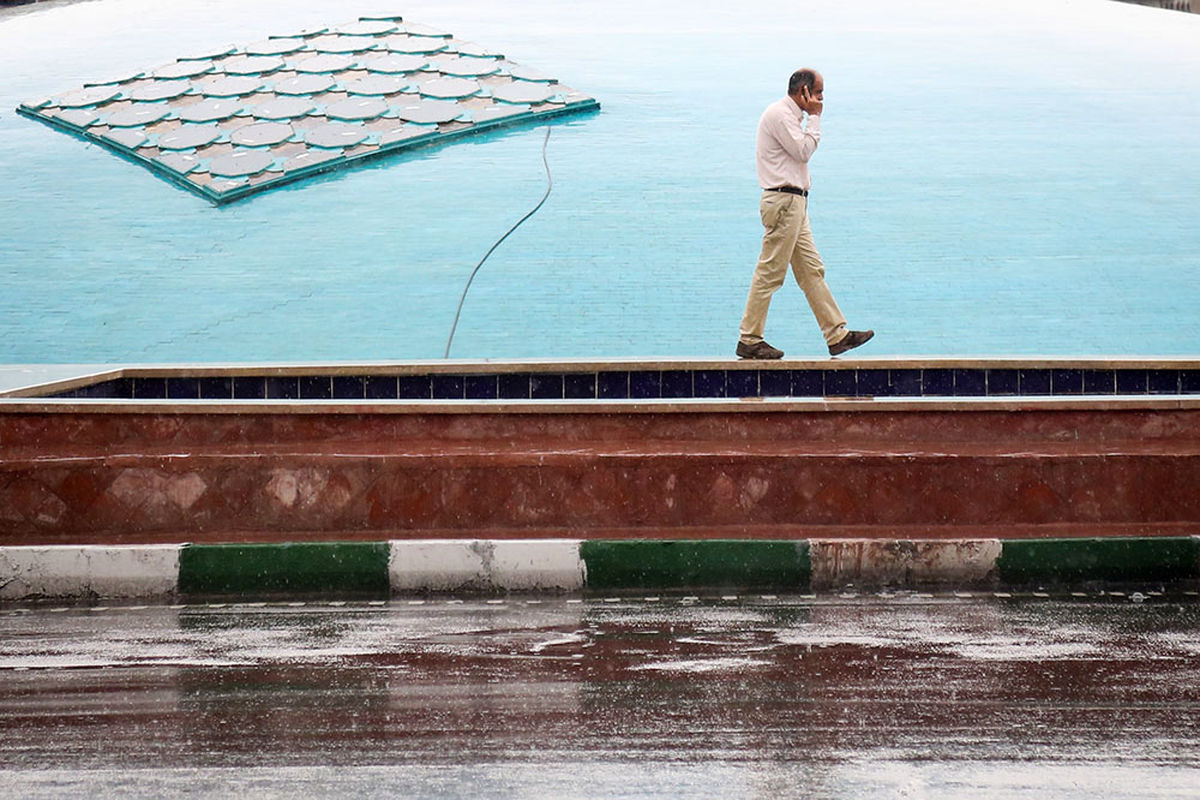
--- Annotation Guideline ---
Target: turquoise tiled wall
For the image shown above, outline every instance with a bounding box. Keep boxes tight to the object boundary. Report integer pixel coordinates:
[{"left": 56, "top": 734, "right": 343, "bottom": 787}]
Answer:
[{"left": 1, "top": 0, "right": 1198, "bottom": 362}]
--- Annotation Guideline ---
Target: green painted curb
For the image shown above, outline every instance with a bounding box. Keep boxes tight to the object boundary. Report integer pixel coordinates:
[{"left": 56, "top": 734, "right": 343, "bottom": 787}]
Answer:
[
  {"left": 178, "top": 542, "right": 391, "bottom": 598},
  {"left": 996, "top": 537, "right": 1200, "bottom": 585},
  {"left": 580, "top": 540, "right": 810, "bottom": 591}
]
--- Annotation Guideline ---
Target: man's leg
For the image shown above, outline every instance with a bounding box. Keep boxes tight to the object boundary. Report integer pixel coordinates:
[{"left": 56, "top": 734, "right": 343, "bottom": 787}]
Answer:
[
  {"left": 739, "top": 192, "right": 803, "bottom": 345},
  {"left": 788, "top": 198, "right": 848, "bottom": 346}
]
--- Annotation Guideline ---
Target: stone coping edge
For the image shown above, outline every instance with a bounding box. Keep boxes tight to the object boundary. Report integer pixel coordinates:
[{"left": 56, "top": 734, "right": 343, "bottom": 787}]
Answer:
[{"left": 2, "top": 537, "right": 1199, "bottom": 601}]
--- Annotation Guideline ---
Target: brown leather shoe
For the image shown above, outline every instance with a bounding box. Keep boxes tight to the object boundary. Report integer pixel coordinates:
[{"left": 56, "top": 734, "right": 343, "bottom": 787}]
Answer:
[
  {"left": 828, "top": 329, "right": 874, "bottom": 356},
  {"left": 736, "top": 340, "right": 784, "bottom": 360}
]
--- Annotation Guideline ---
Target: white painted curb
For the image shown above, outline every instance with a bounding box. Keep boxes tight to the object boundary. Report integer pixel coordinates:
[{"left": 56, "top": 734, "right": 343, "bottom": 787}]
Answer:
[
  {"left": 388, "top": 539, "right": 585, "bottom": 592},
  {"left": 0, "top": 545, "right": 182, "bottom": 600}
]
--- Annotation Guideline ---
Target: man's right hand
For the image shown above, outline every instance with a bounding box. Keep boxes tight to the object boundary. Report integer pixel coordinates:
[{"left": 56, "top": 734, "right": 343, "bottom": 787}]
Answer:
[{"left": 800, "top": 86, "right": 823, "bottom": 115}]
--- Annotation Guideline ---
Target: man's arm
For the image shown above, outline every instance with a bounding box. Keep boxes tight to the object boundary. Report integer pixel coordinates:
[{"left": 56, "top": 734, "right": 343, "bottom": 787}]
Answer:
[{"left": 773, "top": 107, "right": 820, "bottom": 164}]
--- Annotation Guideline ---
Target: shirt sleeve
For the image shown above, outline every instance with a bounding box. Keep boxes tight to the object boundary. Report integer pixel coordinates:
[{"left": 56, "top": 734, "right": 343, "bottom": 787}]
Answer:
[{"left": 774, "top": 109, "right": 820, "bottom": 164}]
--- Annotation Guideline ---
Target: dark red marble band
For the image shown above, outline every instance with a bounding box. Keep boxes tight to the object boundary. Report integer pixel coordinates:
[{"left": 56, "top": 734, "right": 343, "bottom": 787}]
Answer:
[{"left": 2, "top": 408, "right": 1198, "bottom": 545}]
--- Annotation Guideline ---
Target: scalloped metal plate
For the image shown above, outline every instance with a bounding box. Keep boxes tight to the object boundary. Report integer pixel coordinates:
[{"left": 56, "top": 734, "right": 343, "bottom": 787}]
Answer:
[{"left": 16, "top": 15, "right": 599, "bottom": 204}]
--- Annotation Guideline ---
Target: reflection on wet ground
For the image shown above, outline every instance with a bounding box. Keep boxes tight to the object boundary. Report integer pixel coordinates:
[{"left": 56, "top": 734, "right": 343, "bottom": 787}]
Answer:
[{"left": 1, "top": 596, "right": 1199, "bottom": 798}]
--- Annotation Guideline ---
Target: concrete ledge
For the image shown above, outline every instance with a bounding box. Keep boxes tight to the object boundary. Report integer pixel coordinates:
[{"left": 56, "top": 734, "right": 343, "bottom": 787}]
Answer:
[
  {"left": 996, "top": 536, "right": 1200, "bottom": 585},
  {"left": 810, "top": 539, "right": 1003, "bottom": 591},
  {"left": 580, "top": 540, "right": 811, "bottom": 591},
  {"left": 0, "top": 545, "right": 180, "bottom": 600},
  {"left": 388, "top": 539, "right": 585, "bottom": 592},
  {"left": 2, "top": 537, "right": 1198, "bottom": 601},
  {"left": 178, "top": 542, "right": 391, "bottom": 598}
]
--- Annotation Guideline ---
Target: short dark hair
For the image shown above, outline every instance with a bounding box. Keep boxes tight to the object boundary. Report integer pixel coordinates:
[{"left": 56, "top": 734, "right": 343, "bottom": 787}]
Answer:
[{"left": 788, "top": 69, "right": 818, "bottom": 95}]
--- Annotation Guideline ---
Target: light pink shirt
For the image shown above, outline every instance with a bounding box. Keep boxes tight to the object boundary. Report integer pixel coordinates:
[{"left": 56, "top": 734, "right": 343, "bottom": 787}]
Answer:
[{"left": 755, "top": 96, "right": 821, "bottom": 190}]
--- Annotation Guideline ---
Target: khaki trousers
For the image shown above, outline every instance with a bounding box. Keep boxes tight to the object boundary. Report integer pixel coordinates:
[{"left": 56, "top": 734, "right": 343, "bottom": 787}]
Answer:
[{"left": 739, "top": 191, "right": 847, "bottom": 346}]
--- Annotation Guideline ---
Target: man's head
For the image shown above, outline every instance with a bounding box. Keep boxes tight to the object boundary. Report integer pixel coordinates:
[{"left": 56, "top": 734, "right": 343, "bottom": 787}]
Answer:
[{"left": 787, "top": 69, "right": 824, "bottom": 102}]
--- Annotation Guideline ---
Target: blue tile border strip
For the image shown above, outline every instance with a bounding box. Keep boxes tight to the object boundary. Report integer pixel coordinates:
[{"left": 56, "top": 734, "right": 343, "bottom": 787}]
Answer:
[{"left": 37, "top": 366, "right": 1200, "bottom": 401}]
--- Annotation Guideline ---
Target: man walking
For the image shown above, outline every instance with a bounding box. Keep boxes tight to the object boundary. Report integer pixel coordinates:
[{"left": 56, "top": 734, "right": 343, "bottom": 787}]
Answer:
[{"left": 737, "top": 68, "right": 873, "bottom": 359}]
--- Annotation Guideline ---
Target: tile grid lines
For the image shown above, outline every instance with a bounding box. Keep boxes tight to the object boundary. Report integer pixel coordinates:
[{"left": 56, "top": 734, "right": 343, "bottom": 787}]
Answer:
[{"left": 56, "top": 367, "right": 1200, "bottom": 400}]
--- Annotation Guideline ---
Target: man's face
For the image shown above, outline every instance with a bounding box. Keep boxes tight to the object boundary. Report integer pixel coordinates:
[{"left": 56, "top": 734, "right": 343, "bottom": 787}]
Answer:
[
  {"left": 810, "top": 75, "right": 824, "bottom": 101},
  {"left": 793, "top": 74, "right": 824, "bottom": 105}
]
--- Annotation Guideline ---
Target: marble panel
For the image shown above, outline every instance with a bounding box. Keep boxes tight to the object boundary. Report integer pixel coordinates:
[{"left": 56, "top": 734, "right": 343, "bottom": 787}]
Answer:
[
  {"left": 436, "top": 57, "right": 501, "bottom": 77},
  {"left": 107, "top": 103, "right": 171, "bottom": 128},
  {"left": 176, "top": 98, "right": 243, "bottom": 122},
  {"left": 52, "top": 108, "right": 101, "bottom": 128},
  {"left": 492, "top": 81, "right": 558, "bottom": 104},
  {"left": 230, "top": 121, "right": 294, "bottom": 147},
  {"left": 304, "top": 122, "right": 369, "bottom": 148},
  {"left": 209, "top": 149, "right": 275, "bottom": 177},
  {"left": 417, "top": 77, "right": 481, "bottom": 99},
  {"left": 127, "top": 80, "right": 192, "bottom": 102},
  {"left": 336, "top": 20, "right": 401, "bottom": 36},
  {"left": 199, "top": 76, "right": 266, "bottom": 97},
  {"left": 56, "top": 85, "right": 122, "bottom": 107},
  {"left": 273, "top": 73, "right": 338, "bottom": 94},
  {"left": 290, "top": 53, "right": 358, "bottom": 74},
  {"left": 307, "top": 34, "right": 380, "bottom": 54},
  {"left": 325, "top": 96, "right": 389, "bottom": 120},
  {"left": 157, "top": 124, "right": 222, "bottom": 150},
  {"left": 393, "top": 99, "right": 462, "bottom": 124},
  {"left": 343, "top": 75, "right": 409, "bottom": 96},
  {"left": 102, "top": 128, "right": 147, "bottom": 149},
  {"left": 152, "top": 61, "right": 213, "bottom": 80},
  {"left": 219, "top": 55, "right": 286, "bottom": 75},
  {"left": 251, "top": 96, "right": 316, "bottom": 120},
  {"left": 361, "top": 53, "right": 428, "bottom": 74},
  {"left": 385, "top": 35, "right": 449, "bottom": 55},
  {"left": 244, "top": 38, "right": 306, "bottom": 56}
]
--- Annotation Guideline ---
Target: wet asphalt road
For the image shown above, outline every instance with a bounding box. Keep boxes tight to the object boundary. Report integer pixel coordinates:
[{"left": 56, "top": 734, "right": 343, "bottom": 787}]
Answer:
[{"left": 2, "top": 594, "right": 1200, "bottom": 799}]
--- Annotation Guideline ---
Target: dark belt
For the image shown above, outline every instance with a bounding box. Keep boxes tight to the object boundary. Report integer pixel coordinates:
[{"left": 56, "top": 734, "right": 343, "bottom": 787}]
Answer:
[{"left": 767, "top": 186, "right": 808, "bottom": 197}]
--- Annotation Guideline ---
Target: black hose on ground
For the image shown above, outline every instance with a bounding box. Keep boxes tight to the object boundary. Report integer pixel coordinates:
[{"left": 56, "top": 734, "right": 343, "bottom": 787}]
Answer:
[{"left": 444, "top": 126, "right": 553, "bottom": 359}]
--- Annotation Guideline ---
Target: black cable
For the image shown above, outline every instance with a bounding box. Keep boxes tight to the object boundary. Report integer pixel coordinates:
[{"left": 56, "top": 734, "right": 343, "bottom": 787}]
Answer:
[{"left": 444, "top": 126, "right": 553, "bottom": 358}]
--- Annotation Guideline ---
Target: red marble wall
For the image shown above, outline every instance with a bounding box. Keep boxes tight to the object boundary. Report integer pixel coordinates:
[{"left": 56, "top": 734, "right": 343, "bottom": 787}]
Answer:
[{"left": 2, "top": 408, "right": 1199, "bottom": 544}]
